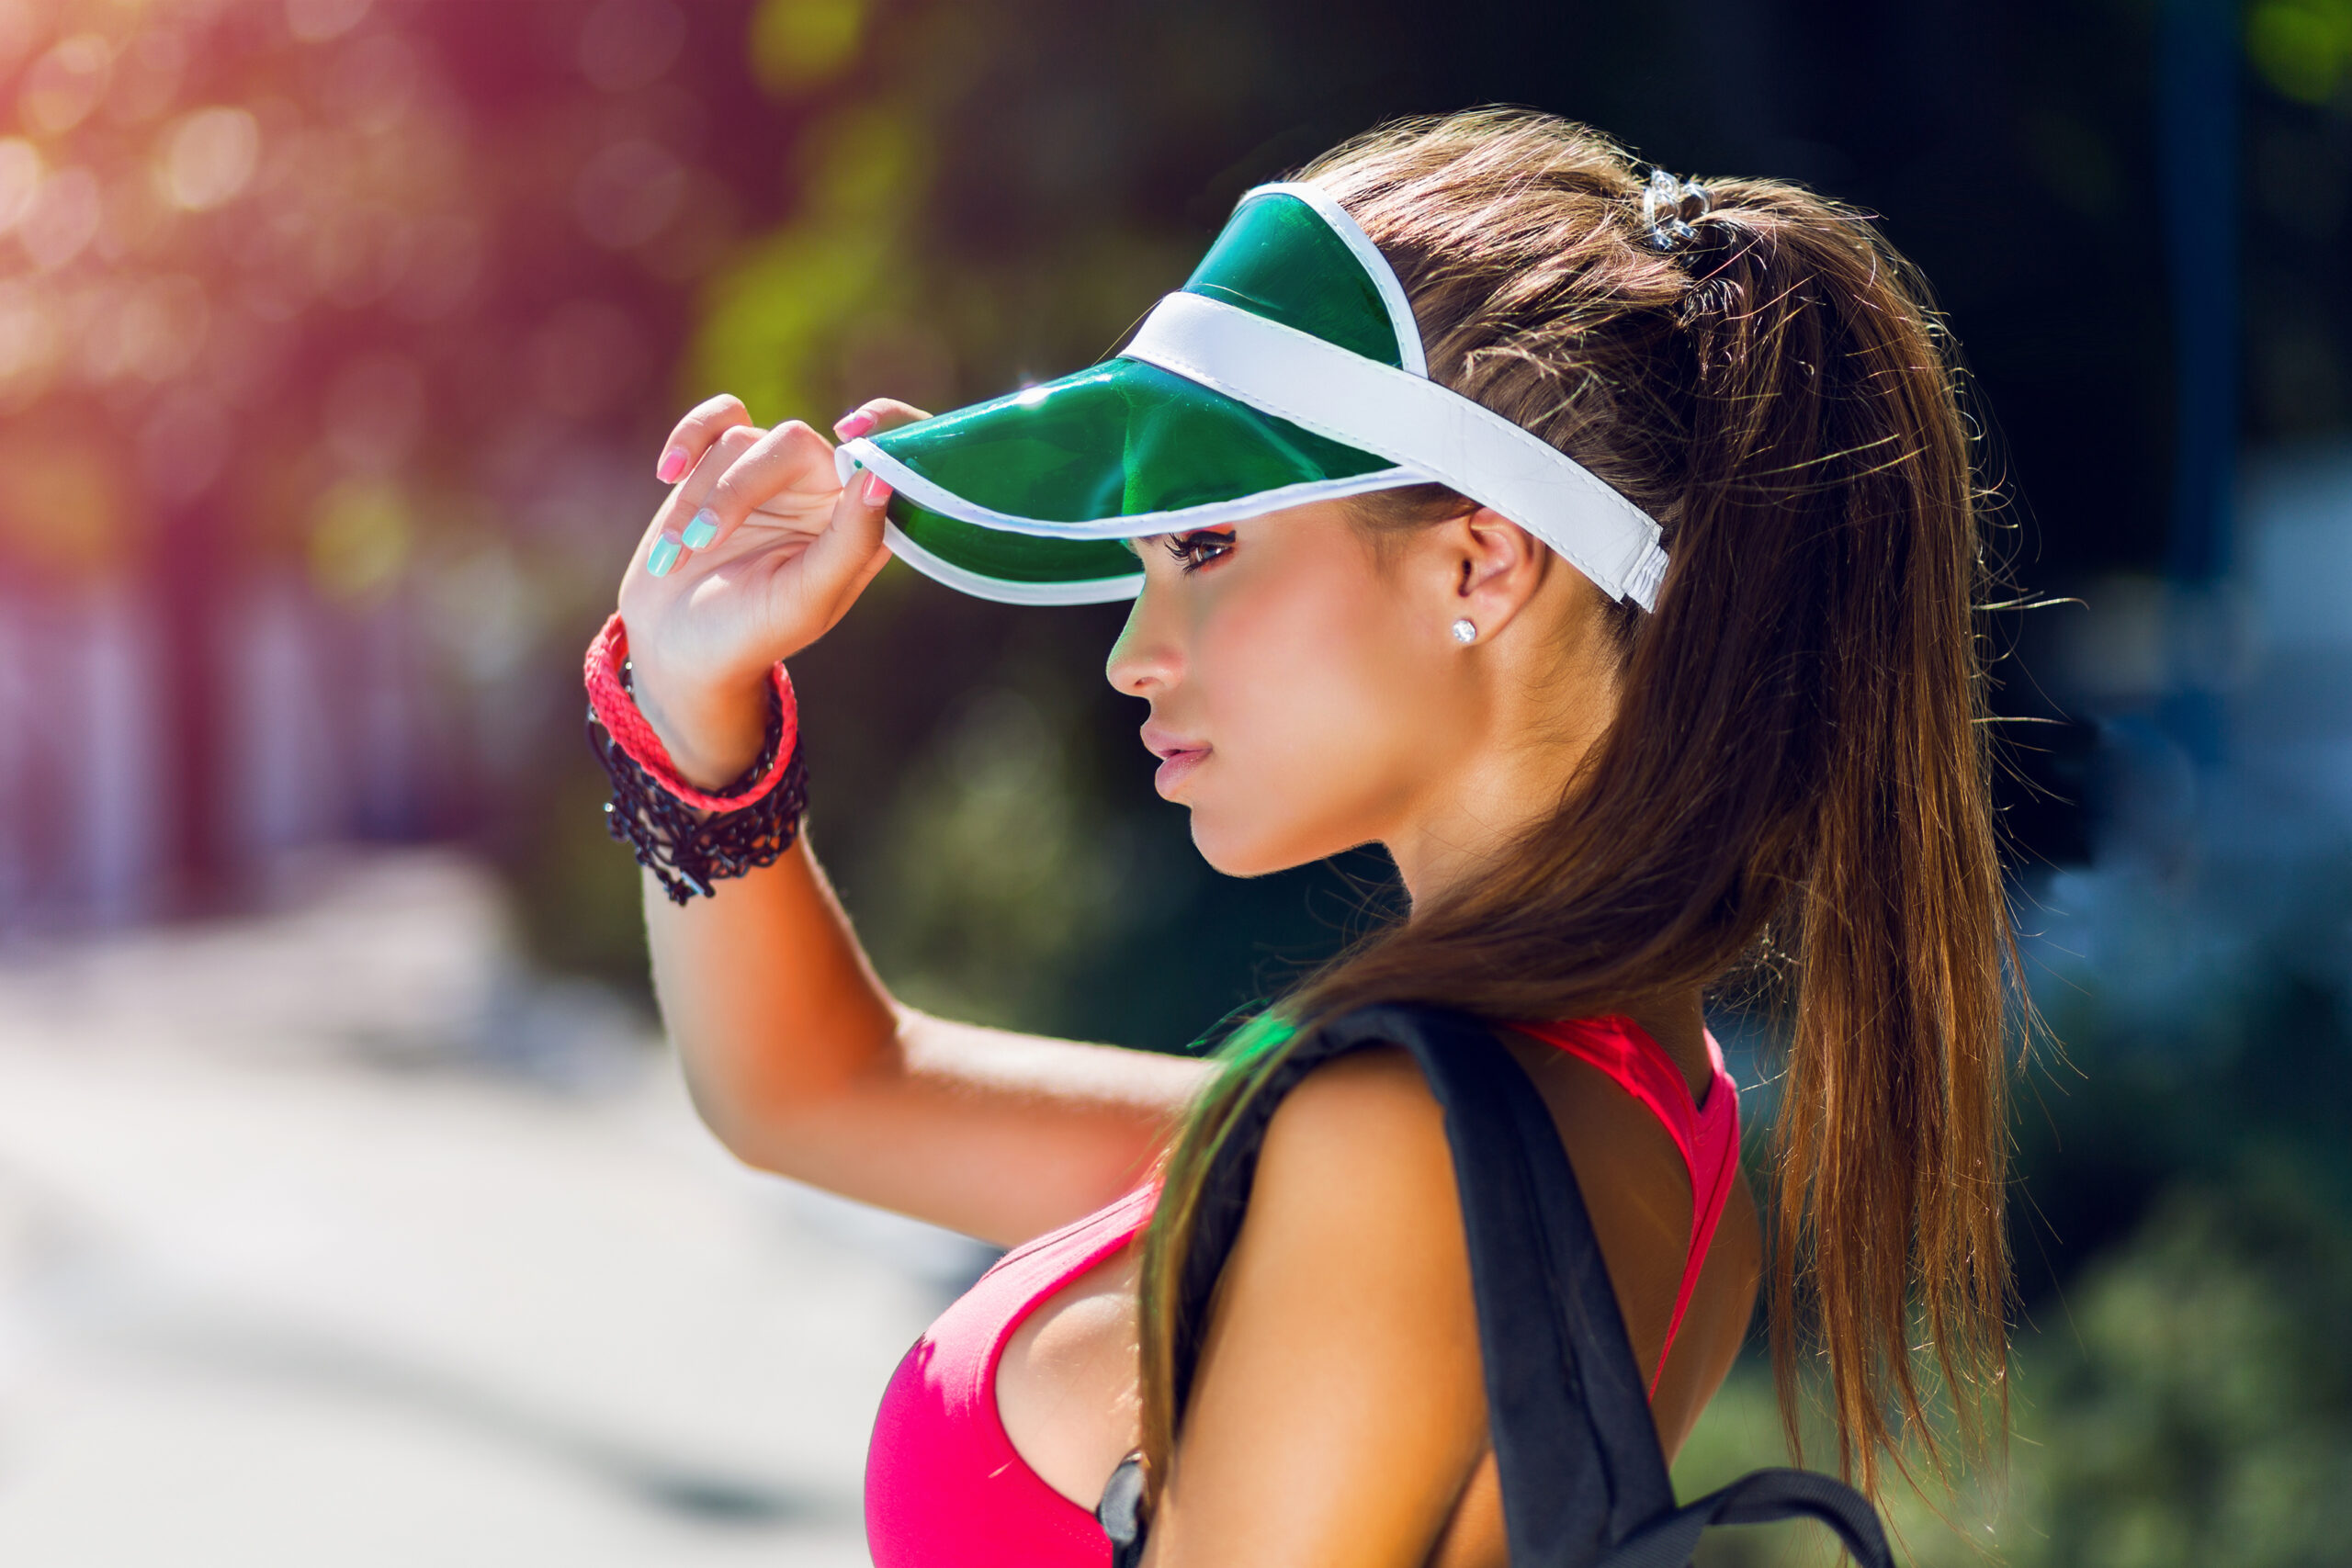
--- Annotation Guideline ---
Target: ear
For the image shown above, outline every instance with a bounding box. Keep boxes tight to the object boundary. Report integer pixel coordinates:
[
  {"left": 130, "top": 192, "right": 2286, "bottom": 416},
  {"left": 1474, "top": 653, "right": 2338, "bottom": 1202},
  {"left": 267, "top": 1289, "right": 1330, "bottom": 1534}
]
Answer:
[{"left": 1434, "top": 505, "right": 1552, "bottom": 638}]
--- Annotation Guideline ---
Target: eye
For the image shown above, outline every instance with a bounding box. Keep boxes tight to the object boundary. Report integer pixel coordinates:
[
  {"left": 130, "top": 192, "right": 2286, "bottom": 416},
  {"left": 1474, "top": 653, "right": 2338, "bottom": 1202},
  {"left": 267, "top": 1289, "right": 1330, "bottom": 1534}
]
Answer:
[{"left": 1160, "top": 528, "right": 1236, "bottom": 573}]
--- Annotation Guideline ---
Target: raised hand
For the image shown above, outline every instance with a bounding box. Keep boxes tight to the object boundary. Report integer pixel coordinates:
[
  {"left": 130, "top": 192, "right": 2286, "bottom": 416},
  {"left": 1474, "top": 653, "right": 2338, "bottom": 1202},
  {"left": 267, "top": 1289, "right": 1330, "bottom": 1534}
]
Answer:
[{"left": 615, "top": 394, "right": 928, "bottom": 788}]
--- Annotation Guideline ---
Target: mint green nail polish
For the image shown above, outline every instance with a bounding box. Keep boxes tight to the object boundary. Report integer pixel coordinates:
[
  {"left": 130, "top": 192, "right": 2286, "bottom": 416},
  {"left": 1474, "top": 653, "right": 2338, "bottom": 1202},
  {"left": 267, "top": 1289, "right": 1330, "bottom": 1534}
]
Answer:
[
  {"left": 647, "top": 536, "right": 682, "bottom": 577},
  {"left": 681, "top": 510, "right": 718, "bottom": 549}
]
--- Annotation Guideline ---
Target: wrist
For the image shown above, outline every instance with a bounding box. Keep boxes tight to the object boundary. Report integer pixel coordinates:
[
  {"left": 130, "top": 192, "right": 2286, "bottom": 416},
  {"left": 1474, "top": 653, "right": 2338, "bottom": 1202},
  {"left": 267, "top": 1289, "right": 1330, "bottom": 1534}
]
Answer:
[
  {"left": 582, "top": 612, "right": 798, "bottom": 809},
  {"left": 632, "top": 668, "right": 772, "bottom": 792},
  {"left": 584, "top": 611, "right": 810, "bottom": 906}
]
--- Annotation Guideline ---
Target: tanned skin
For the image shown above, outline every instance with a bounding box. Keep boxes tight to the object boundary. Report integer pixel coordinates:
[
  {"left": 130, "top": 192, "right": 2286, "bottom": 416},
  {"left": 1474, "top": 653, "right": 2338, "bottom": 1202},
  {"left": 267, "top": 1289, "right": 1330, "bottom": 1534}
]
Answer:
[{"left": 616, "top": 394, "right": 1761, "bottom": 1568}]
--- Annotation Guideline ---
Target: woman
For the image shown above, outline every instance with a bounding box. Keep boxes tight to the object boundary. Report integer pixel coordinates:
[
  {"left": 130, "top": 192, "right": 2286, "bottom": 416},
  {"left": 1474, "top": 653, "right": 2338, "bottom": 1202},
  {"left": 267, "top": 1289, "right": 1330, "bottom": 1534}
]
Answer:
[{"left": 591, "top": 108, "right": 2014, "bottom": 1565}]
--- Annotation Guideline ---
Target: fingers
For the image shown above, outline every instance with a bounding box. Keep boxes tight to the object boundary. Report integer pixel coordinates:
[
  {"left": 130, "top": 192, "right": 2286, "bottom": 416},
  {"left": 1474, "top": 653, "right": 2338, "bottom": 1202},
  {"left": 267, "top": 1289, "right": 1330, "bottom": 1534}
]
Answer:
[
  {"left": 684, "top": 420, "right": 842, "bottom": 553},
  {"left": 639, "top": 423, "right": 759, "bottom": 577},
  {"left": 635, "top": 393, "right": 918, "bottom": 613},
  {"left": 656, "top": 393, "right": 754, "bottom": 485},
  {"left": 781, "top": 460, "right": 895, "bottom": 638},
  {"left": 831, "top": 398, "right": 934, "bottom": 442}
]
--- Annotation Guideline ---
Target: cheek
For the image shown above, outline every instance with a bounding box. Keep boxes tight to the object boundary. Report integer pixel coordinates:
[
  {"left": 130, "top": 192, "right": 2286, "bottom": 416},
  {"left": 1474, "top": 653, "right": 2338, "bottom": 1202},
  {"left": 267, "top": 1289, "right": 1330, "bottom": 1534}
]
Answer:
[{"left": 1184, "top": 564, "right": 1447, "bottom": 869}]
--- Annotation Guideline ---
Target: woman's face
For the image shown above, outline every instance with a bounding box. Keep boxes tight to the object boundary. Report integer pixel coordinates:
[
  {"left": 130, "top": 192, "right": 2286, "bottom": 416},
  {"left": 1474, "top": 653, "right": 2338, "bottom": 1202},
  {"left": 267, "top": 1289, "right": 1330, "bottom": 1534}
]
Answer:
[{"left": 1102, "top": 500, "right": 1506, "bottom": 879}]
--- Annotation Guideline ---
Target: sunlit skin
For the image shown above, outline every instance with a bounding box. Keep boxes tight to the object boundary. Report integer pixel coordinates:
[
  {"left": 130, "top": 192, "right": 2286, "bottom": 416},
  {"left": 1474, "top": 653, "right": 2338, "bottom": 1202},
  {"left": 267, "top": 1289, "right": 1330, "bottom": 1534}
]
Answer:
[
  {"left": 1106, "top": 500, "right": 1627, "bottom": 907},
  {"left": 616, "top": 394, "right": 1758, "bottom": 1568}
]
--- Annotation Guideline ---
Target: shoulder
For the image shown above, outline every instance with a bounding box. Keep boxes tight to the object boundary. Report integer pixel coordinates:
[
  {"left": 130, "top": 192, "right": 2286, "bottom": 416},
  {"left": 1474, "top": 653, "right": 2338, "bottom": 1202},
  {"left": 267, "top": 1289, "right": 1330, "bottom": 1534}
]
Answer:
[
  {"left": 1212, "top": 1043, "right": 1474, "bottom": 1364},
  {"left": 1259, "top": 1043, "right": 1454, "bottom": 1202},
  {"left": 1238, "top": 1044, "right": 1473, "bottom": 1297},
  {"left": 1147, "top": 1044, "right": 1491, "bottom": 1564}
]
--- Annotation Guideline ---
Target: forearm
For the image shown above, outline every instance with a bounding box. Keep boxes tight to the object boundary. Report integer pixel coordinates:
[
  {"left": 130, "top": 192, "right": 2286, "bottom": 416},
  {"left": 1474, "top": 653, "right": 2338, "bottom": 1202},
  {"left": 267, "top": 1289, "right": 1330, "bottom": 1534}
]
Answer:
[
  {"left": 641, "top": 829, "right": 1214, "bottom": 1244},
  {"left": 642, "top": 829, "right": 899, "bottom": 1151}
]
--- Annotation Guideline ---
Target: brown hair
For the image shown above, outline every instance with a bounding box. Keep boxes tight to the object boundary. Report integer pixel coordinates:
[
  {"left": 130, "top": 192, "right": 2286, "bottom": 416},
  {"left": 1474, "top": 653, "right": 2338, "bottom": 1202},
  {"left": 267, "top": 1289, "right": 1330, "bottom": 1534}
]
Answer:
[{"left": 1133, "top": 107, "right": 2018, "bottom": 1508}]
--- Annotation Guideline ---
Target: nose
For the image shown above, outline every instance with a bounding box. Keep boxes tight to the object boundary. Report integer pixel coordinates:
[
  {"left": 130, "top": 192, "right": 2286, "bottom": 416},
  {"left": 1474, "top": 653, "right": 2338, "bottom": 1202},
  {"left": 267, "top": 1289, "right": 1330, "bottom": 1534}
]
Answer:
[{"left": 1104, "top": 584, "right": 1178, "bottom": 698}]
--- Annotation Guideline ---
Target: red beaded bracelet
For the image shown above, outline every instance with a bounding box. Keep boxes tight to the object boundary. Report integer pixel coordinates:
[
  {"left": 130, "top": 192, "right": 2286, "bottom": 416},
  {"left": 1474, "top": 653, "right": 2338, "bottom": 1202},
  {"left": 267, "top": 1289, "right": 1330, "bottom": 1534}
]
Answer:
[{"left": 582, "top": 611, "right": 797, "bottom": 813}]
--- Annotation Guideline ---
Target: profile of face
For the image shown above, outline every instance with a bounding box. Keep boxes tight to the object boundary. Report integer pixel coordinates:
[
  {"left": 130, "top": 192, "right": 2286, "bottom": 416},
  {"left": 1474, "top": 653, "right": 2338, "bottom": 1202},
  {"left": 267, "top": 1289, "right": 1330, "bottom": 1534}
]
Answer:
[{"left": 1104, "top": 498, "right": 1626, "bottom": 891}]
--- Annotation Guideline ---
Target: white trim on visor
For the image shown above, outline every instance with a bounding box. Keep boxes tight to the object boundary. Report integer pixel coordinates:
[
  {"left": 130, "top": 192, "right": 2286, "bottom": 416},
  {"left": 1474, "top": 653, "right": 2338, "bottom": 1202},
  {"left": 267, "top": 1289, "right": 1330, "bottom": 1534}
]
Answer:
[
  {"left": 879, "top": 521, "right": 1143, "bottom": 605},
  {"left": 1120, "top": 291, "right": 1671, "bottom": 610}
]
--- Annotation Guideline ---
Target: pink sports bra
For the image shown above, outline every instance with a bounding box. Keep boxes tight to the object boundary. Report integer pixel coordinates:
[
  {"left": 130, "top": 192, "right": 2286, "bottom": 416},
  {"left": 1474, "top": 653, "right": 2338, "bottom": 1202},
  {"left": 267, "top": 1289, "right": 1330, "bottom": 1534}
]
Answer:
[{"left": 862, "top": 1015, "right": 1741, "bottom": 1568}]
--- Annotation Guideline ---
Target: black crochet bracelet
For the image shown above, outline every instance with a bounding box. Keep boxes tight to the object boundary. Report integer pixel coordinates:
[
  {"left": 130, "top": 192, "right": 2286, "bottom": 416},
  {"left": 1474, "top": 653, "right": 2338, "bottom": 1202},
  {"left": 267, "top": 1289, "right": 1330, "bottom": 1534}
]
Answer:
[{"left": 585, "top": 665, "right": 809, "bottom": 906}]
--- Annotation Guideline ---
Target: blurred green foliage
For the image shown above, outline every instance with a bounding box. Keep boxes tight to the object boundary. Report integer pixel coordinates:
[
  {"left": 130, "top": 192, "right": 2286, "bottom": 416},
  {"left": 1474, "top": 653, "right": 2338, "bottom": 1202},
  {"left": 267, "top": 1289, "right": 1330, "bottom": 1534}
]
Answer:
[
  {"left": 750, "top": 0, "right": 869, "bottom": 94},
  {"left": 1678, "top": 1152, "right": 2352, "bottom": 1567},
  {"left": 1672, "top": 854, "right": 2352, "bottom": 1563},
  {"left": 2249, "top": 0, "right": 2352, "bottom": 104},
  {"left": 862, "top": 680, "right": 1126, "bottom": 1027},
  {"left": 2030, "top": 1165, "right": 2352, "bottom": 1565}
]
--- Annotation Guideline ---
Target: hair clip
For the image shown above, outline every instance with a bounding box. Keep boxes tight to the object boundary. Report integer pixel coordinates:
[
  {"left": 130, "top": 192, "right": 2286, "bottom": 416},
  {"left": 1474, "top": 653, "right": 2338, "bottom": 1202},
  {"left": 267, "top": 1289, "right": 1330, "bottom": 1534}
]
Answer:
[{"left": 1641, "top": 167, "right": 1713, "bottom": 251}]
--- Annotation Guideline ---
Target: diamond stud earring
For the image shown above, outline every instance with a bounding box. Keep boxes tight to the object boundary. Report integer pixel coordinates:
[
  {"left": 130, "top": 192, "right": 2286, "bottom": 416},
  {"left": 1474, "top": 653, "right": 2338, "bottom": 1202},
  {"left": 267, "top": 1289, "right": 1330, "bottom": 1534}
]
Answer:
[{"left": 1450, "top": 618, "right": 1477, "bottom": 645}]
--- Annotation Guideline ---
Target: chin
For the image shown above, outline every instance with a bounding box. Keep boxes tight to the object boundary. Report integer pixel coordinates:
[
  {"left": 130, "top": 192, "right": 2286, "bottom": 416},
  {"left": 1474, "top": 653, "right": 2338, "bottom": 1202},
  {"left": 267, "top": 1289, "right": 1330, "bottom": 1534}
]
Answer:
[{"left": 1186, "top": 810, "right": 1329, "bottom": 881}]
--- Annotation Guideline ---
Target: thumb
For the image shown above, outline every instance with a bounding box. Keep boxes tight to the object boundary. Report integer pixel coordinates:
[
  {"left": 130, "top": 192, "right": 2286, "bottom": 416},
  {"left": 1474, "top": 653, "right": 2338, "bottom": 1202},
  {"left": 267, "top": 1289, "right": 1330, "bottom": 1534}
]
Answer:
[{"left": 785, "top": 465, "right": 894, "bottom": 636}]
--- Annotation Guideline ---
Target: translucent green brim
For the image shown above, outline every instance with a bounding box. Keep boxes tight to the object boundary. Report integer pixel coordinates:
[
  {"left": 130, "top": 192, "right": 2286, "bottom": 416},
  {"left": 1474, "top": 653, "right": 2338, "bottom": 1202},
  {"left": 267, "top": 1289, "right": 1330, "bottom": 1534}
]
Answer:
[
  {"left": 831, "top": 181, "right": 1667, "bottom": 609},
  {"left": 839, "top": 356, "right": 1416, "bottom": 605}
]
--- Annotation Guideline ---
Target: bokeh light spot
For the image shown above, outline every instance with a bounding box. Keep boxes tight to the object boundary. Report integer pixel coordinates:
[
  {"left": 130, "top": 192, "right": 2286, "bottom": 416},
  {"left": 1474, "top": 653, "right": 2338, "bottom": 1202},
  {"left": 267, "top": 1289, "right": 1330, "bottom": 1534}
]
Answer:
[
  {"left": 20, "top": 34, "right": 111, "bottom": 136},
  {"left": 0, "top": 136, "right": 40, "bottom": 231},
  {"left": 572, "top": 138, "right": 685, "bottom": 250},
  {"left": 285, "top": 0, "right": 374, "bottom": 45},
  {"left": 0, "top": 277, "right": 59, "bottom": 406},
  {"left": 328, "top": 34, "right": 420, "bottom": 134},
  {"left": 158, "top": 107, "right": 260, "bottom": 211},
  {"left": 83, "top": 273, "right": 210, "bottom": 383},
  {"left": 107, "top": 28, "right": 188, "bottom": 127},
  {"left": 309, "top": 479, "right": 412, "bottom": 600},
  {"left": 578, "top": 0, "right": 687, "bottom": 94},
  {"left": 0, "top": 4, "right": 40, "bottom": 79},
  {"left": 749, "top": 0, "right": 865, "bottom": 96},
  {"left": 2249, "top": 0, "right": 2352, "bottom": 104},
  {"left": 17, "top": 165, "right": 98, "bottom": 269}
]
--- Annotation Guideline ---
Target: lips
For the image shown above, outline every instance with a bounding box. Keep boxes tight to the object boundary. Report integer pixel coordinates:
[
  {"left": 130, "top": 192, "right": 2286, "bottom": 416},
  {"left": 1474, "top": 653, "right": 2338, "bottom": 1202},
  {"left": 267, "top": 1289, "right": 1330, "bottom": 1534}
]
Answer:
[
  {"left": 1154, "top": 748, "right": 1209, "bottom": 795},
  {"left": 1140, "top": 724, "right": 1210, "bottom": 798}
]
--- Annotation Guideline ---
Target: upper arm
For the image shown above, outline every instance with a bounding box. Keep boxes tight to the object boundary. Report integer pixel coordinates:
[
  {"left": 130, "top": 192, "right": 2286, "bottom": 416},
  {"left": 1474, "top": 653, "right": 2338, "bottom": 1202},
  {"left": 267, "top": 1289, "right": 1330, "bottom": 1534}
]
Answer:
[
  {"left": 743, "top": 1004, "right": 1216, "bottom": 1248},
  {"left": 653, "top": 835, "right": 1215, "bottom": 1250},
  {"left": 1142, "top": 1045, "right": 1491, "bottom": 1568}
]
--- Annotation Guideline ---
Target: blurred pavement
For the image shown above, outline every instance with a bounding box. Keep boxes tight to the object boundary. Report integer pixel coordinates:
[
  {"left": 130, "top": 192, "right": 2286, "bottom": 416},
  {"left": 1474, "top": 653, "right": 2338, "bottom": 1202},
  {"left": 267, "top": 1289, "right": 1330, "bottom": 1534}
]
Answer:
[{"left": 0, "top": 849, "right": 993, "bottom": 1567}]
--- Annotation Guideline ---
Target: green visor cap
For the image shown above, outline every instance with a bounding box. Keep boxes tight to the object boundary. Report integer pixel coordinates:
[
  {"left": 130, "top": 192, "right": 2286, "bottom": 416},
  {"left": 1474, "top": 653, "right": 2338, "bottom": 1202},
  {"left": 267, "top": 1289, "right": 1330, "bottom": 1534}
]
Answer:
[{"left": 835, "top": 182, "right": 1670, "bottom": 610}]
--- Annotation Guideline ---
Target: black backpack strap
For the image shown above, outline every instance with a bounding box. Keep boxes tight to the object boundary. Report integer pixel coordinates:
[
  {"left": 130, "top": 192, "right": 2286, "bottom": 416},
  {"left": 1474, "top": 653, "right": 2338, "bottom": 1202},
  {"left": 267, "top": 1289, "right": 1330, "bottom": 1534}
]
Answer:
[
  {"left": 1104, "top": 1000, "right": 1894, "bottom": 1568},
  {"left": 1595, "top": 1467, "right": 1896, "bottom": 1568},
  {"left": 1327, "top": 1003, "right": 1678, "bottom": 1555}
]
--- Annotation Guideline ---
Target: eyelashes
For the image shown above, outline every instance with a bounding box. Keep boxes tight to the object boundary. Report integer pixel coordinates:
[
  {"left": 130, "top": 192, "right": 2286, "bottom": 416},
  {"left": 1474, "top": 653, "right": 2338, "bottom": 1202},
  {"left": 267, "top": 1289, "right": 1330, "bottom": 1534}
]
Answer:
[{"left": 1160, "top": 528, "right": 1237, "bottom": 572}]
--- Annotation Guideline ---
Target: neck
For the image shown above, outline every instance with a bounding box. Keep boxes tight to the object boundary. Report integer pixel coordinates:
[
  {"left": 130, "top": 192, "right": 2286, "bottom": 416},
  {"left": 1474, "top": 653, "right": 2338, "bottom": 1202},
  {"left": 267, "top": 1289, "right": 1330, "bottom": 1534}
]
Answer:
[
  {"left": 1386, "top": 687, "right": 1617, "bottom": 912},
  {"left": 1385, "top": 744, "right": 1572, "bottom": 909}
]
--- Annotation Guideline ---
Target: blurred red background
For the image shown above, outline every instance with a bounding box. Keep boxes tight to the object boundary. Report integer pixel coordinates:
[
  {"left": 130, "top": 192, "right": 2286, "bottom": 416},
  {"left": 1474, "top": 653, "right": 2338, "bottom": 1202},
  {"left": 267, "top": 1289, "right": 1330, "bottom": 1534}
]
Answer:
[{"left": 0, "top": 1, "right": 815, "bottom": 934}]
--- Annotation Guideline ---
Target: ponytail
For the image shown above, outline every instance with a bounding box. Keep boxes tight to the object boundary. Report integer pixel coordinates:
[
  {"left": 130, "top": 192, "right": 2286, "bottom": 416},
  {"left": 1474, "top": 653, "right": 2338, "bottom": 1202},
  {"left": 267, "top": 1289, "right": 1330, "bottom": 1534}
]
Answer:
[{"left": 1134, "top": 107, "right": 2017, "bottom": 1507}]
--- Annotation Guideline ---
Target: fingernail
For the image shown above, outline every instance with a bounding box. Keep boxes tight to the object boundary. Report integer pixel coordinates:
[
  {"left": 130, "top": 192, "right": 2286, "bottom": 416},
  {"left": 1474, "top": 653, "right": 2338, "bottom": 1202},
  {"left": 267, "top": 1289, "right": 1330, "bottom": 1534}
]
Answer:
[
  {"left": 833, "top": 409, "right": 876, "bottom": 440},
  {"left": 656, "top": 446, "right": 690, "bottom": 483},
  {"left": 862, "top": 470, "right": 892, "bottom": 506},
  {"left": 646, "top": 536, "right": 682, "bottom": 577},
  {"left": 681, "top": 509, "right": 718, "bottom": 549}
]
